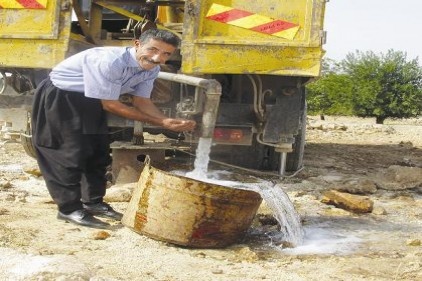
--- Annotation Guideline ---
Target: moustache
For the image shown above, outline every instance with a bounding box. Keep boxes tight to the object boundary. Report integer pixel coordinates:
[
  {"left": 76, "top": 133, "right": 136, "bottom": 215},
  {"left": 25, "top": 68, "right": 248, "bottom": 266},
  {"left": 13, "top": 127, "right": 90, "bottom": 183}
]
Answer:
[{"left": 144, "top": 58, "right": 160, "bottom": 65}]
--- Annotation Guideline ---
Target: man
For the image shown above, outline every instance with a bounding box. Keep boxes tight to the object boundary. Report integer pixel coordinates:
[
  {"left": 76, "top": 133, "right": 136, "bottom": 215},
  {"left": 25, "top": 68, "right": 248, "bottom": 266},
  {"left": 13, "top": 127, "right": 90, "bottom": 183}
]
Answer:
[{"left": 32, "top": 29, "right": 196, "bottom": 229}]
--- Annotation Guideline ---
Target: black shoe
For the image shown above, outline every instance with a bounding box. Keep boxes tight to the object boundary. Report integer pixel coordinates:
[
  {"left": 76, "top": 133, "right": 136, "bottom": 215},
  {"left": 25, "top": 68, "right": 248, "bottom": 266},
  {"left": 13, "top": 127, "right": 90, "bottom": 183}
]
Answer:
[
  {"left": 57, "top": 209, "right": 110, "bottom": 229},
  {"left": 83, "top": 202, "right": 123, "bottom": 221}
]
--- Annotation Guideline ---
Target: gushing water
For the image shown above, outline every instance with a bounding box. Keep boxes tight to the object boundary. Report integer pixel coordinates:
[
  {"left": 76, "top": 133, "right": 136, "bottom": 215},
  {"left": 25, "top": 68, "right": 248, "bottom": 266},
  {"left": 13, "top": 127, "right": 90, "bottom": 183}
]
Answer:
[
  {"left": 183, "top": 137, "right": 304, "bottom": 247},
  {"left": 212, "top": 179, "right": 305, "bottom": 247},
  {"left": 185, "top": 137, "right": 212, "bottom": 180},
  {"left": 247, "top": 181, "right": 304, "bottom": 247}
]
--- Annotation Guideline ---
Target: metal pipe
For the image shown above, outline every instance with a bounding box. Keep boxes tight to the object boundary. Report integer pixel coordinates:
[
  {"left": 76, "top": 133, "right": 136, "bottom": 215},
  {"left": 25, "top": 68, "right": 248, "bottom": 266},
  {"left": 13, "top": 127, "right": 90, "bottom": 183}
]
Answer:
[
  {"left": 200, "top": 81, "right": 221, "bottom": 138},
  {"left": 157, "top": 72, "right": 222, "bottom": 139},
  {"left": 157, "top": 72, "right": 210, "bottom": 87},
  {"left": 279, "top": 152, "right": 287, "bottom": 176}
]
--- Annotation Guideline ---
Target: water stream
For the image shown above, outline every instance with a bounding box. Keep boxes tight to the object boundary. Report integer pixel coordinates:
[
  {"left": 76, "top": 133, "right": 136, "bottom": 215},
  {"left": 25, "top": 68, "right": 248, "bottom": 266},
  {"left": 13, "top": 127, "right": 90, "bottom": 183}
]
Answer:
[
  {"left": 185, "top": 137, "right": 212, "bottom": 180},
  {"left": 183, "top": 137, "right": 305, "bottom": 247}
]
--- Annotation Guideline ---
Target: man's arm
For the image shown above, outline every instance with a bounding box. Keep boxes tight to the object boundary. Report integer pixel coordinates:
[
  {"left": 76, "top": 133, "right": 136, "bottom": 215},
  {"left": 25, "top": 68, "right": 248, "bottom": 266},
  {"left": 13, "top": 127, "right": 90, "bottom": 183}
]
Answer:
[{"left": 101, "top": 97, "right": 196, "bottom": 132}]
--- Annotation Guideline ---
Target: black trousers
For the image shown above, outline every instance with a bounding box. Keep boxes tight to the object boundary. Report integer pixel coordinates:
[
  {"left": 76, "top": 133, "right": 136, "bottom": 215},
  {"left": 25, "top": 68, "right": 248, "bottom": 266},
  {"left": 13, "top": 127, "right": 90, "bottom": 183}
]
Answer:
[{"left": 31, "top": 78, "right": 111, "bottom": 214}]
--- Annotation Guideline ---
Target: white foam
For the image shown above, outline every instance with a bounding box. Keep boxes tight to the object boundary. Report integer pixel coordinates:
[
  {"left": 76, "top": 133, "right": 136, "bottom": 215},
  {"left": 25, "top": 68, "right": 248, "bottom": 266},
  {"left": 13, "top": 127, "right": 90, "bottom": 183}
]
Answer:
[{"left": 282, "top": 225, "right": 361, "bottom": 255}]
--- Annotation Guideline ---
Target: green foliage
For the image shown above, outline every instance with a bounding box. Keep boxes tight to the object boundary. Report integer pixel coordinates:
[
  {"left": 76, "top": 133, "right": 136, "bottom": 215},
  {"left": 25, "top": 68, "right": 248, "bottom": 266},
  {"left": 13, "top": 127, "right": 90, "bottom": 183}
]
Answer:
[
  {"left": 343, "top": 50, "right": 422, "bottom": 123},
  {"left": 306, "top": 73, "right": 354, "bottom": 116},
  {"left": 307, "top": 50, "right": 422, "bottom": 123}
]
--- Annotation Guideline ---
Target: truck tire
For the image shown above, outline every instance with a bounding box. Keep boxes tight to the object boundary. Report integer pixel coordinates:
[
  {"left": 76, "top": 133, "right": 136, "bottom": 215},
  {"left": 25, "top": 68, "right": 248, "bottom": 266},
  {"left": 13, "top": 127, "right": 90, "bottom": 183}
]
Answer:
[
  {"left": 0, "top": 71, "right": 6, "bottom": 94},
  {"left": 20, "top": 134, "right": 37, "bottom": 159}
]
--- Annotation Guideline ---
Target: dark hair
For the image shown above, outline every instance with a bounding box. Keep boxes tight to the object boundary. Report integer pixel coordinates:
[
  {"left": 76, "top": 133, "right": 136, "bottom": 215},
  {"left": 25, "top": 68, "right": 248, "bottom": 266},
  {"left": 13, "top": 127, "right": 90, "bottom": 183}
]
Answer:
[{"left": 139, "top": 29, "right": 181, "bottom": 48}]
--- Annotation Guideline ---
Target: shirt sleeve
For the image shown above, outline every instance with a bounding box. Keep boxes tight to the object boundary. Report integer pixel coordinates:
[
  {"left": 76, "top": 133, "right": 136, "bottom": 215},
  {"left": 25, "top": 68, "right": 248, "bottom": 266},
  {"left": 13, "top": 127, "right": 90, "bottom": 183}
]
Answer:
[{"left": 82, "top": 55, "right": 122, "bottom": 100}]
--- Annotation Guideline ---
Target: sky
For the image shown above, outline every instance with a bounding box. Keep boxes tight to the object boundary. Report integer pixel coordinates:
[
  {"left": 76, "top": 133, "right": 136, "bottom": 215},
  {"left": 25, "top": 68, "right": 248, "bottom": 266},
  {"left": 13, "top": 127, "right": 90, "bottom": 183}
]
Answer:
[{"left": 323, "top": 0, "right": 422, "bottom": 63}]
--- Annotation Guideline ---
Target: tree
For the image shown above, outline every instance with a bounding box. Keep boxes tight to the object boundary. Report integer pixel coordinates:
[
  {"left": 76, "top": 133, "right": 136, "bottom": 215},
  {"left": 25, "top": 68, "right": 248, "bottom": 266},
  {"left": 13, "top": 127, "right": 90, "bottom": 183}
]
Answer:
[
  {"left": 307, "top": 73, "right": 354, "bottom": 117},
  {"left": 306, "top": 58, "right": 354, "bottom": 117},
  {"left": 342, "top": 50, "right": 422, "bottom": 124}
]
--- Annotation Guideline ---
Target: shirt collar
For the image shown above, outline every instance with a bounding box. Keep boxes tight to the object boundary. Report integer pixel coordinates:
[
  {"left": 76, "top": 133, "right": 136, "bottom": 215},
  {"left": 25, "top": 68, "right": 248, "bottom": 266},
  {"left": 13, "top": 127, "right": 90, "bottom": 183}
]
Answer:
[{"left": 128, "top": 47, "right": 140, "bottom": 68}]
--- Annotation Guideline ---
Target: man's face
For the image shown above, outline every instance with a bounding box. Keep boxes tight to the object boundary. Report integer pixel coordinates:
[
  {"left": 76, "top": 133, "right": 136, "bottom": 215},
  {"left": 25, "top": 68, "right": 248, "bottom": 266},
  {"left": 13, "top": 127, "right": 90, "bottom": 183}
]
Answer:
[{"left": 134, "top": 38, "right": 176, "bottom": 70}]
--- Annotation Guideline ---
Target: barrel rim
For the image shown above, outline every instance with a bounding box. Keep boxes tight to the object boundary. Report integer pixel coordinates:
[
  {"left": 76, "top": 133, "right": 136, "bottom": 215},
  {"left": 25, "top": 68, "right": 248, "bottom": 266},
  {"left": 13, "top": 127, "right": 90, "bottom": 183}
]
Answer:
[{"left": 146, "top": 165, "right": 263, "bottom": 202}]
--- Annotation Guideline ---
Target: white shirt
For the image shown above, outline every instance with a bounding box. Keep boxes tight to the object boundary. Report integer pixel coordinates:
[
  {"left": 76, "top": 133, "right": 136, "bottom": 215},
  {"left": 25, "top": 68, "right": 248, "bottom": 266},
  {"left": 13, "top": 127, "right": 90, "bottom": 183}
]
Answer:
[{"left": 49, "top": 47, "right": 159, "bottom": 100}]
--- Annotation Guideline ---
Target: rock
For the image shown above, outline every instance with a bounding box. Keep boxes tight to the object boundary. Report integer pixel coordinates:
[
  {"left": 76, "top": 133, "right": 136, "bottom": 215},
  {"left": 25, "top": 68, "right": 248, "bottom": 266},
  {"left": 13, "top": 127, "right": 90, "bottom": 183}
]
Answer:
[
  {"left": 320, "top": 174, "right": 344, "bottom": 183},
  {"left": 104, "top": 183, "right": 135, "bottom": 202},
  {"left": 308, "top": 120, "right": 348, "bottom": 131},
  {"left": 334, "top": 178, "right": 378, "bottom": 194},
  {"left": 195, "top": 252, "right": 206, "bottom": 258},
  {"left": 235, "top": 246, "right": 259, "bottom": 262},
  {"left": 0, "top": 180, "right": 13, "bottom": 190},
  {"left": 398, "top": 141, "right": 414, "bottom": 149},
  {"left": 92, "top": 231, "right": 111, "bottom": 240},
  {"left": 406, "top": 239, "right": 421, "bottom": 246},
  {"left": 372, "top": 206, "right": 387, "bottom": 215},
  {"left": 395, "top": 157, "right": 417, "bottom": 167},
  {"left": 23, "top": 168, "right": 42, "bottom": 177},
  {"left": 375, "top": 165, "right": 422, "bottom": 190},
  {"left": 256, "top": 214, "right": 278, "bottom": 226},
  {"left": 0, "top": 207, "right": 9, "bottom": 215},
  {"left": 321, "top": 190, "right": 374, "bottom": 213}
]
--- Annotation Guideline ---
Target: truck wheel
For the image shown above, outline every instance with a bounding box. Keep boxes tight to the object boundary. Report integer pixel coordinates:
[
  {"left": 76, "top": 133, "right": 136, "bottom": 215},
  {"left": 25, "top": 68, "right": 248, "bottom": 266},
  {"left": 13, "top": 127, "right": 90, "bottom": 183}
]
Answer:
[
  {"left": 20, "top": 113, "right": 37, "bottom": 159},
  {"left": 0, "top": 71, "right": 6, "bottom": 94},
  {"left": 20, "top": 134, "right": 37, "bottom": 159}
]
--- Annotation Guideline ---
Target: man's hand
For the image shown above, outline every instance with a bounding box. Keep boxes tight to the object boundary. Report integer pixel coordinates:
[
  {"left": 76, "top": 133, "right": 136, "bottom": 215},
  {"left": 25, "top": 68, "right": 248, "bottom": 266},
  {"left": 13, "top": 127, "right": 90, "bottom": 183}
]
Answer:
[
  {"left": 162, "top": 118, "right": 196, "bottom": 132},
  {"left": 102, "top": 97, "right": 196, "bottom": 132}
]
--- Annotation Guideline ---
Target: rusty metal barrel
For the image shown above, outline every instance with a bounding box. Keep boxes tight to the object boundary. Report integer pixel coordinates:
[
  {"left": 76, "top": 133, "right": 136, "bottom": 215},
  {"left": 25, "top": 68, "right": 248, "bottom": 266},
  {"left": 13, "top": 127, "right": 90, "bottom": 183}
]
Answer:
[{"left": 122, "top": 156, "right": 262, "bottom": 248}]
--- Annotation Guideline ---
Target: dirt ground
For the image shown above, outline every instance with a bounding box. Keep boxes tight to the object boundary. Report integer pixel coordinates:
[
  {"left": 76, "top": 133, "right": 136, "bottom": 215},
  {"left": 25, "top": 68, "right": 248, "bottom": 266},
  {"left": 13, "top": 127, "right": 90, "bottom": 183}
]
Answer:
[{"left": 0, "top": 116, "right": 421, "bottom": 281}]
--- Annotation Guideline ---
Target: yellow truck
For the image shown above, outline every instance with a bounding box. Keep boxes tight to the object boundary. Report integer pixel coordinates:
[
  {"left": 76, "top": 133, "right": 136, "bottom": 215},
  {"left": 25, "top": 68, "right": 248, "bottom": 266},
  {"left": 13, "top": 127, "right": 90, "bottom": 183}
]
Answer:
[{"left": 0, "top": 0, "right": 327, "bottom": 176}]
